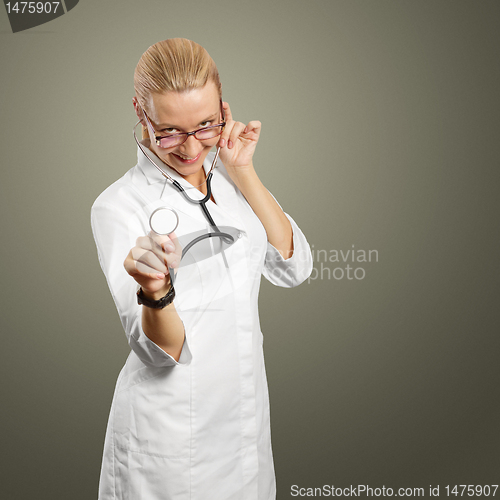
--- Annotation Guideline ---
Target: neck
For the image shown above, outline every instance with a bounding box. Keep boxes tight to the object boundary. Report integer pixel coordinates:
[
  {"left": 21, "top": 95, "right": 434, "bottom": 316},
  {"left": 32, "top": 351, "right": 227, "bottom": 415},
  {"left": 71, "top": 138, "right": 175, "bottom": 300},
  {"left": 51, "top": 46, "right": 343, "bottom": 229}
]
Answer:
[{"left": 184, "top": 168, "right": 208, "bottom": 193}]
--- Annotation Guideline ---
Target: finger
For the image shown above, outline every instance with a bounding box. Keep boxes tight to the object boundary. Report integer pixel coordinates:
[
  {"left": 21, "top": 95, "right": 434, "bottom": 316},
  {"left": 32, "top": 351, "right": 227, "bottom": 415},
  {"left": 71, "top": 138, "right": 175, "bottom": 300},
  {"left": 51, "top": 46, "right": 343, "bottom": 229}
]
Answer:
[
  {"left": 219, "top": 121, "right": 233, "bottom": 148},
  {"left": 135, "top": 260, "right": 166, "bottom": 277},
  {"left": 141, "top": 232, "right": 182, "bottom": 271},
  {"left": 143, "top": 232, "right": 176, "bottom": 261},
  {"left": 222, "top": 101, "right": 232, "bottom": 123},
  {"left": 243, "top": 120, "right": 262, "bottom": 136},
  {"left": 132, "top": 247, "right": 169, "bottom": 275},
  {"left": 147, "top": 231, "right": 176, "bottom": 251},
  {"left": 135, "top": 236, "right": 169, "bottom": 271},
  {"left": 124, "top": 254, "right": 165, "bottom": 280},
  {"left": 168, "top": 231, "right": 183, "bottom": 260},
  {"left": 228, "top": 122, "right": 247, "bottom": 149},
  {"left": 149, "top": 232, "right": 182, "bottom": 270},
  {"left": 219, "top": 102, "right": 232, "bottom": 148},
  {"left": 136, "top": 235, "right": 164, "bottom": 255}
]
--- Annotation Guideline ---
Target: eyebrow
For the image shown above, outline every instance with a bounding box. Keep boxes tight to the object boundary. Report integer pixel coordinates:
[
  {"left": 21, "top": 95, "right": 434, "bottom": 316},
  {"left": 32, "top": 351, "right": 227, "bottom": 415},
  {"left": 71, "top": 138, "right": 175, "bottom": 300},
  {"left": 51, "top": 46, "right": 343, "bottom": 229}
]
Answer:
[{"left": 156, "top": 112, "right": 219, "bottom": 130}]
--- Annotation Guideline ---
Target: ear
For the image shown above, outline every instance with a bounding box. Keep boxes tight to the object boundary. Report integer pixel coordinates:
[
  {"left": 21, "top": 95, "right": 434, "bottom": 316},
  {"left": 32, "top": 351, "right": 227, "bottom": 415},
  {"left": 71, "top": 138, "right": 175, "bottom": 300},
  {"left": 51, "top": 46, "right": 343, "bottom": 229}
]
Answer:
[
  {"left": 132, "top": 97, "right": 150, "bottom": 141},
  {"left": 132, "top": 97, "right": 146, "bottom": 126}
]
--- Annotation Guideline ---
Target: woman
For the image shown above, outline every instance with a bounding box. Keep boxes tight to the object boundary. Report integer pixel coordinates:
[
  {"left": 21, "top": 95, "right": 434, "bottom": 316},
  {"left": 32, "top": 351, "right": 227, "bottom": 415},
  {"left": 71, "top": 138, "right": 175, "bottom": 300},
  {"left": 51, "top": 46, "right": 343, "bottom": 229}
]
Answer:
[{"left": 91, "top": 38, "right": 312, "bottom": 500}]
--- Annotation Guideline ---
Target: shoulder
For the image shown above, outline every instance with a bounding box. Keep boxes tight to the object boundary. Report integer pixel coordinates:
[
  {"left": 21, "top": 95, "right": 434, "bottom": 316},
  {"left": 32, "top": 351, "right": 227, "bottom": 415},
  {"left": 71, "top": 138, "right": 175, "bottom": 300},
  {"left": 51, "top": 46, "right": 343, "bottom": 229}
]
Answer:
[{"left": 91, "top": 165, "right": 145, "bottom": 214}]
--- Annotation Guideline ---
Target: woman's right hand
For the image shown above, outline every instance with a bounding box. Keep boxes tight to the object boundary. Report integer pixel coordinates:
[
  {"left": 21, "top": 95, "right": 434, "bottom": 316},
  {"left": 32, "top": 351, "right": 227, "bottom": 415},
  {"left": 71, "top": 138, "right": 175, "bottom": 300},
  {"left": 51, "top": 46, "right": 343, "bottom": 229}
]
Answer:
[{"left": 124, "top": 231, "right": 181, "bottom": 299}]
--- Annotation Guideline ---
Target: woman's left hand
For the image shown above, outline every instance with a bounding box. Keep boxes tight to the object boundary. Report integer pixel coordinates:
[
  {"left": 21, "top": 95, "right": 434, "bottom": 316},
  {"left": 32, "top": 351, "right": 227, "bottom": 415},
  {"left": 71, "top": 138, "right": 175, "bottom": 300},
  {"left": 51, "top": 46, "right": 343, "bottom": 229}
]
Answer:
[{"left": 218, "top": 102, "right": 261, "bottom": 170}]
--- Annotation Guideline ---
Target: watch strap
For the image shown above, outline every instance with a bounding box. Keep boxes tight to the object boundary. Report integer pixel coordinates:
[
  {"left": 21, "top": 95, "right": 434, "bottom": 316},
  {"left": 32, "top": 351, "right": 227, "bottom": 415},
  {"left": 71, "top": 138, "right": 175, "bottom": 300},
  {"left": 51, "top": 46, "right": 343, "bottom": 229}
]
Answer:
[{"left": 137, "top": 285, "right": 175, "bottom": 309}]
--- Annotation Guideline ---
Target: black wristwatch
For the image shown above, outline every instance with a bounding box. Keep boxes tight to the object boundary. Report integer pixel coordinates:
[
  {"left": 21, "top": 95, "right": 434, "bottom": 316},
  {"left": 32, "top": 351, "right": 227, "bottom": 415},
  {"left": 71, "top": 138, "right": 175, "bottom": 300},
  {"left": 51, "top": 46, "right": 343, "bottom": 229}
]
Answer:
[{"left": 137, "top": 285, "right": 175, "bottom": 309}]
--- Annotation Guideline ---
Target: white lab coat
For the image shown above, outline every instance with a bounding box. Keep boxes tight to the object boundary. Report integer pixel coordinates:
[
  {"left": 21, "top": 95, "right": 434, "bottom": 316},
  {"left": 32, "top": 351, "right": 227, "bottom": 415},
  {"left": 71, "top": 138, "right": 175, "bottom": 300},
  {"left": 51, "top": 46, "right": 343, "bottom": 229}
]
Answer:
[{"left": 91, "top": 143, "right": 313, "bottom": 500}]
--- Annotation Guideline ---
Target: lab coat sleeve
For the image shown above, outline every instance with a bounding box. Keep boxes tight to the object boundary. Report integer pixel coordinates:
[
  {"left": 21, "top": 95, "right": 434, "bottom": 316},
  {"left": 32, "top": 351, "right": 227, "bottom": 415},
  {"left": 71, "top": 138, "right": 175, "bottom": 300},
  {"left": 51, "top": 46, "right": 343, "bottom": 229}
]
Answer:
[
  {"left": 262, "top": 212, "right": 313, "bottom": 287},
  {"left": 91, "top": 200, "right": 192, "bottom": 368}
]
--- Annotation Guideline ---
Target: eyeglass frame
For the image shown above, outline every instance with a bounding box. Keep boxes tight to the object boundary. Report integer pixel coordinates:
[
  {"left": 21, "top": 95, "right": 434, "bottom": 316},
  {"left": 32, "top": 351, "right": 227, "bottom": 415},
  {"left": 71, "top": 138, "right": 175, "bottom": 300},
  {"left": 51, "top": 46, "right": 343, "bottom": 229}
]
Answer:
[{"left": 140, "top": 99, "right": 226, "bottom": 149}]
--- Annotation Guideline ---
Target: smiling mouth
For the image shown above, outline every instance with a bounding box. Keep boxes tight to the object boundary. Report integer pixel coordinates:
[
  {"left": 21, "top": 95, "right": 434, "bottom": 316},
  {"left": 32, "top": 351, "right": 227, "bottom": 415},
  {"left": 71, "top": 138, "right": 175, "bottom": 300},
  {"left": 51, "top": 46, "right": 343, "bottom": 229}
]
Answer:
[{"left": 172, "top": 152, "right": 202, "bottom": 164}]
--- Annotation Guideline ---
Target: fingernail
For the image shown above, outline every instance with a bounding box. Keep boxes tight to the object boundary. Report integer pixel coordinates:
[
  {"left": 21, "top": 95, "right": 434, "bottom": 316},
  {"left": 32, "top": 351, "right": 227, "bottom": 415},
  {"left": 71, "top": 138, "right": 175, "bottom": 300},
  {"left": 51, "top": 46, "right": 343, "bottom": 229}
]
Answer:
[
  {"left": 228, "top": 140, "right": 233, "bottom": 149},
  {"left": 165, "top": 243, "right": 175, "bottom": 252},
  {"left": 220, "top": 138, "right": 225, "bottom": 147},
  {"left": 157, "top": 273, "right": 165, "bottom": 279}
]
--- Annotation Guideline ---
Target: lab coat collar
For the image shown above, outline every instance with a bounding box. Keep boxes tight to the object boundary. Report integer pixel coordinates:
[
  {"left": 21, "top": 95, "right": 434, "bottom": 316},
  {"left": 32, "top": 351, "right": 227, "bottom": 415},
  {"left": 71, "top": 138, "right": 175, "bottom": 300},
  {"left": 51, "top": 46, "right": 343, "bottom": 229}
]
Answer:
[{"left": 136, "top": 140, "right": 244, "bottom": 228}]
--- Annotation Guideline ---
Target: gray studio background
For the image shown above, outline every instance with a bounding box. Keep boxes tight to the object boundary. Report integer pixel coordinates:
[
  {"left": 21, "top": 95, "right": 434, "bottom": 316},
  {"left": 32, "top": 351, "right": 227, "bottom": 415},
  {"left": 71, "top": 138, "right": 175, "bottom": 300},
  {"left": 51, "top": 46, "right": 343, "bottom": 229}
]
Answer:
[{"left": 1, "top": 1, "right": 499, "bottom": 498}]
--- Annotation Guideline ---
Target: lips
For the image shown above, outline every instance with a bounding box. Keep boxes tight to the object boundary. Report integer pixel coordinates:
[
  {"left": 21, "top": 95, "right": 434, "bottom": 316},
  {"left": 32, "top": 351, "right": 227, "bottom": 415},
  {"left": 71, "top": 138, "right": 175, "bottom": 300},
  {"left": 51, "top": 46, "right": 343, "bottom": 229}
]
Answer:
[{"left": 172, "top": 152, "right": 202, "bottom": 164}]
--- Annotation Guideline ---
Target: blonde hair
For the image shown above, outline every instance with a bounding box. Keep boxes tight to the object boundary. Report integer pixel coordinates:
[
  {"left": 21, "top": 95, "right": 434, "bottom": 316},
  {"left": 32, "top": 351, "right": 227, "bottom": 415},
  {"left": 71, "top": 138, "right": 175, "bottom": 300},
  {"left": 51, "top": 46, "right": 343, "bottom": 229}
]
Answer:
[{"left": 134, "top": 38, "right": 222, "bottom": 140}]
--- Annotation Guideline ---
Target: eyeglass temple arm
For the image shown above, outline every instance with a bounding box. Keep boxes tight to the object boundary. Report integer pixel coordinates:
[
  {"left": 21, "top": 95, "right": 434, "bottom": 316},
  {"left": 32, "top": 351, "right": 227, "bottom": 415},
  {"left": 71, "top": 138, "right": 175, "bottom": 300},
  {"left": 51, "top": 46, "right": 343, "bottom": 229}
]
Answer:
[{"left": 138, "top": 105, "right": 159, "bottom": 143}]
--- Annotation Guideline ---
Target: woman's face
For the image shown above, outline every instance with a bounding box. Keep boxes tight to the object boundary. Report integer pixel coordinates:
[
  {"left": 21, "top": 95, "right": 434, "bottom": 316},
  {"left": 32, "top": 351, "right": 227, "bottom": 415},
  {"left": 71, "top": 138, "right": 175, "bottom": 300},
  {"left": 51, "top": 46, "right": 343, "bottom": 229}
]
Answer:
[{"left": 139, "top": 81, "right": 221, "bottom": 183}]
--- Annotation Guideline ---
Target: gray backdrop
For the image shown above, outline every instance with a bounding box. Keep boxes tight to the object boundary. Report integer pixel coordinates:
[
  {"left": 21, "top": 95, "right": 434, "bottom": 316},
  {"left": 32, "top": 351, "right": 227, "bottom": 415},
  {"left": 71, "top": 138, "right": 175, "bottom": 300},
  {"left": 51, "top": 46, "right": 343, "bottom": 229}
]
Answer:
[{"left": 1, "top": 1, "right": 499, "bottom": 498}]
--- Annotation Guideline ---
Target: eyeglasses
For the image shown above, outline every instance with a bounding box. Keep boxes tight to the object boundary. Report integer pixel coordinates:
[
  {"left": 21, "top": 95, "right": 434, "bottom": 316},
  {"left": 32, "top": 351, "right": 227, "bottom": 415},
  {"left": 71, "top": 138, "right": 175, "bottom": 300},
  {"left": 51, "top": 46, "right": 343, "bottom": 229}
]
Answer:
[{"left": 141, "top": 100, "right": 226, "bottom": 149}]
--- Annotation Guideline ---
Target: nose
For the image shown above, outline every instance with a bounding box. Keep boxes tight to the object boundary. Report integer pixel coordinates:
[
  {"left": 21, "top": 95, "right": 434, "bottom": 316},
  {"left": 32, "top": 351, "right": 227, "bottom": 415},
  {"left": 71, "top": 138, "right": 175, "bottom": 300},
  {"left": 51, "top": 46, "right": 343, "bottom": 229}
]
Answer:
[{"left": 178, "top": 134, "right": 202, "bottom": 158}]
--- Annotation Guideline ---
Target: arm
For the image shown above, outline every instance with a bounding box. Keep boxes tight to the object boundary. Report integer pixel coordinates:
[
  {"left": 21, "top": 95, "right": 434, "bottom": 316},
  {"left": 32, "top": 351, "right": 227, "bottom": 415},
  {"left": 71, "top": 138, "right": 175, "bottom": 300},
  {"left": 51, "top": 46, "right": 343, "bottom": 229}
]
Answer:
[
  {"left": 142, "top": 303, "right": 185, "bottom": 362},
  {"left": 218, "top": 102, "right": 293, "bottom": 259},
  {"left": 123, "top": 232, "right": 185, "bottom": 362},
  {"left": 226, "top": 165, "right": 294, "bottom": 260},
  {"left": 91, "top": 200, "right": 191, "bottom": 367}
]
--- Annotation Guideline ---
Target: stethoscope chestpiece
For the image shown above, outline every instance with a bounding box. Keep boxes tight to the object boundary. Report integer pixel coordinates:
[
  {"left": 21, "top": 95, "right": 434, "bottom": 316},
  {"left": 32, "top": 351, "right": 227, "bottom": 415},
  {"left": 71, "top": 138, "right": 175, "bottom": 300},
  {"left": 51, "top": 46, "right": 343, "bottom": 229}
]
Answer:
[{"left": 149, "top": 207, "right": 179, "bottom": 235}]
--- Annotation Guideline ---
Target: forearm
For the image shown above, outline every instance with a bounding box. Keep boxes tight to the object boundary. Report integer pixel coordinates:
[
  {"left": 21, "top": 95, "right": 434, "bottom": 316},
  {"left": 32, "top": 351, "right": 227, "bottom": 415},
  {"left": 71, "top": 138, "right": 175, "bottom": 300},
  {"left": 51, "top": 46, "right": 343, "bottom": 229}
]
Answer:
[
  {"left": 141, "top": 284, "right": 185, "bottom": 362},
  {"left": 230, "top": 164, "right": 294, "bottom": 259}
]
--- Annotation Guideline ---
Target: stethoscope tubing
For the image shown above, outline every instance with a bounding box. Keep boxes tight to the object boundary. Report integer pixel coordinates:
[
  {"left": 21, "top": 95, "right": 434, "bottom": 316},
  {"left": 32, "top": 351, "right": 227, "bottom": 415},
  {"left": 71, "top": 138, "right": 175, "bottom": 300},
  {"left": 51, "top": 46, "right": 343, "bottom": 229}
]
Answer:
[{"left": 133, "top": 121, "right": 234, "bottom": 276}]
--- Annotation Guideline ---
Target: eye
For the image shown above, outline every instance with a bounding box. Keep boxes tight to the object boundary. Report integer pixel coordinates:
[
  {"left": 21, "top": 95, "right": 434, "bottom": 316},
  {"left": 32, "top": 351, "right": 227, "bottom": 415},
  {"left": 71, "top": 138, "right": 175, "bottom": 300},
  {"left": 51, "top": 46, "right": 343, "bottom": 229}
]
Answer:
[
  {"left": 200, "top": 121, "right": 212, "bottom": 128},
  {"left": 160, "top": 127, "right": 180, "bottom": 135}
]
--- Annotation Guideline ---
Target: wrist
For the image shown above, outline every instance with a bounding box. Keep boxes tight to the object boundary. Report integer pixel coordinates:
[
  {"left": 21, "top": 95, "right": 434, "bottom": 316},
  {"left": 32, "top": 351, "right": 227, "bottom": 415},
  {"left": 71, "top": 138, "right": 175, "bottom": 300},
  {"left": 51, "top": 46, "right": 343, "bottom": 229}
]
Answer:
[
  {"left": 137, "top": 282, "right": 175, "bottom": 309},
  {"left": 227, "top": 163, "right": 258, "bottom": 190},
  {"left": 141, "top": 279, "right": 172, "bottom": 301}
]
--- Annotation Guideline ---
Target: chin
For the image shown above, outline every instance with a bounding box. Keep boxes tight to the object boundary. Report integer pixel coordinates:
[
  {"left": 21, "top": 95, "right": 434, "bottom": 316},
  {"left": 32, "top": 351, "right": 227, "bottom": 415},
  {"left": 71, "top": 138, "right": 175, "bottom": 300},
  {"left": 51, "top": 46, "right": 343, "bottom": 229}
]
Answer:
[
  {"left": 171, "top": 150, "right": 211, "bottom": 172},
  {"left": 166, "top": 156, "right": 204, "bottom": 177}
]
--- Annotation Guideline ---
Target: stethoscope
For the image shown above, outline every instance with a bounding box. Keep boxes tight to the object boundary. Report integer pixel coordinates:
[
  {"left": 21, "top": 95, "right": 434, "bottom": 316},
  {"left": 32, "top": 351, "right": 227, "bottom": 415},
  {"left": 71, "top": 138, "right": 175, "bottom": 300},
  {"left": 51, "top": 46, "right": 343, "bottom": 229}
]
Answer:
[{"left": 133, "top": 120, "right": 237, "bottom": 278}]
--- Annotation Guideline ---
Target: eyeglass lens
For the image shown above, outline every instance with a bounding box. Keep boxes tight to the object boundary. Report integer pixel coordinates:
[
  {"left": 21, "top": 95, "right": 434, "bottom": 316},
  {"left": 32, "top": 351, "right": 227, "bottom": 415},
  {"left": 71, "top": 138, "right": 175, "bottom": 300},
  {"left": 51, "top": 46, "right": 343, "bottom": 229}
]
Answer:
[{"left": 158, "top": 126, "right": 224, "bottom": 148}]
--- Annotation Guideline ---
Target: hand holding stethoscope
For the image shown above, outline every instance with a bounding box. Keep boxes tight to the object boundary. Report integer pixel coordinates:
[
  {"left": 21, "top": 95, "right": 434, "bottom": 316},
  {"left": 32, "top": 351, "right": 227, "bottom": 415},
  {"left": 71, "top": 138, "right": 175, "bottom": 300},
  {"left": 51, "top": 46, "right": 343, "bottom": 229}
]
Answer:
[
  {"left": 217, "top": 102, "right": 261, "bottom": 172},
  {"left": 123, "top": 208, "right": 182, "bottom": 297}
]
